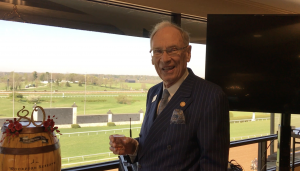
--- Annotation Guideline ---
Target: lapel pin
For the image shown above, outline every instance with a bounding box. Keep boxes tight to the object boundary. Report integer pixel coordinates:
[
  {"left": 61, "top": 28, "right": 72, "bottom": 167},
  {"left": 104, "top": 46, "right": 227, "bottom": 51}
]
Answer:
[
  {"left": 180, "top": 101, "right": 186, "bottom": 107},
  {"left": 152, "top": 95, "right": 157, "bottom": 103}
]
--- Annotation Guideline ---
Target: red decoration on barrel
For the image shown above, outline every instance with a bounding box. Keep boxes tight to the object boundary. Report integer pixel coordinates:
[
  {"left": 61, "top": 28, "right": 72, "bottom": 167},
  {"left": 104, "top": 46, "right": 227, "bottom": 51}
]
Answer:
[
  {"left": 0, "top": 118, "right": 23, "bottom": 143},
  {"left": 43, "top": 115, "right": 62, "bottom": 137}
]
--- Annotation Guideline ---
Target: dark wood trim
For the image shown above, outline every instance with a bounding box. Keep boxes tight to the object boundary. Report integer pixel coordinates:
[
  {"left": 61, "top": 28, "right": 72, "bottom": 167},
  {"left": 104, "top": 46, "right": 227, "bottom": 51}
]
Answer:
[
  {"left": 171, "top": 13, "right": 181, "bottom": 26},
  {"left": 61, "top": 160, "right": 119, "bottom": 171}
]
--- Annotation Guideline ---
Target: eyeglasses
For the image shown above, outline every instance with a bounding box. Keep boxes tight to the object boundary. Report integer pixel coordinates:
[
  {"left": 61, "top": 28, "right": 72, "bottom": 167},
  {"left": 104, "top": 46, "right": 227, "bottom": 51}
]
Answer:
[{"left": 150, "top": 46, "right": 188, "bottom": 57}]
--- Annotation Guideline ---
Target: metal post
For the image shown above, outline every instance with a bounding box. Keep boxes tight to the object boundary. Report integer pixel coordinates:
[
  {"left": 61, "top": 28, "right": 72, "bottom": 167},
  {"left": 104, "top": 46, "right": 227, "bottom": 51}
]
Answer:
[
  {"left": 84, "top": 73, "right": 86, "bottom": 115},
  {"left": 13, "top": 71, "right": 14, "bottom": 117},
  {"left": 7, "top": 79, "right": 9, "bottom": 91},
  {"left": 130, "top": 118, "right": 132, "bottom": 138},
  {"left": 258, "top": 141, "right": 267, "bottom": 171},
  {"left": 270, "top": 113, "right": 275, "bottom": 154},
  {"left": 171, "top": 13, "right": 181, "bottom": 27},
  {"left": 276, "top": 113, "right": 291, "bottom": 171},
  {"left": 50, "top": 72, "right": 52, "bottom": 107},
  {"left": 292, "top": 137, "right": 295, "bottom": 171}
]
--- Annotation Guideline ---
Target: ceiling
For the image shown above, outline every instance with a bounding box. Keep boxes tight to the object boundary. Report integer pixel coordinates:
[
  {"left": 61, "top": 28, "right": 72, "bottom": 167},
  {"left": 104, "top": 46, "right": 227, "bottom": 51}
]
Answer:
[{"left": 0, "top": 0, "right": 299, "bottom": 44}]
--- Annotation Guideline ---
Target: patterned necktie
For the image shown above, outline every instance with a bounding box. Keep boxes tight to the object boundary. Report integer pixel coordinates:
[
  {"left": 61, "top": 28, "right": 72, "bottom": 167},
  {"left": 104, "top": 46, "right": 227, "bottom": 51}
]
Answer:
[{"left": 157, "top": 89, "right": 170, "bottom": 115}]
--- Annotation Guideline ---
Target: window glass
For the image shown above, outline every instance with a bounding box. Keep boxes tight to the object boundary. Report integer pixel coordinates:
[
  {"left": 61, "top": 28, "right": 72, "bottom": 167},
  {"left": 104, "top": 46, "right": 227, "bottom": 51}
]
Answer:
[
  {"left": 182, "top": 18, "right": 206, "bottom": 79},
  {"left": 0, "top": 17, "right": 206, "bottom": 168},
  {"left": 291, "top": 114, "right": 300, "bottom": 166}
]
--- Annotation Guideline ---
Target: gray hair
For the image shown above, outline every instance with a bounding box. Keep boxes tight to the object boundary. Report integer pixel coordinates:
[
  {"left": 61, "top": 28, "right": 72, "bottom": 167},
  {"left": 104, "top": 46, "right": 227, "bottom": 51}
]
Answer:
[{"left": 150, "top": 21, "right": 190, "bottom": 48}]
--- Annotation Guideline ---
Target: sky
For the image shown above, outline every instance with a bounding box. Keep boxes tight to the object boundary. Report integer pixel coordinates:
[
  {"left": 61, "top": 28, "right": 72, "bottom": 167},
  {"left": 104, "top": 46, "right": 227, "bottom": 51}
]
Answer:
[{"left": 0, "top": 20, "right": 206, "bottom": 78}]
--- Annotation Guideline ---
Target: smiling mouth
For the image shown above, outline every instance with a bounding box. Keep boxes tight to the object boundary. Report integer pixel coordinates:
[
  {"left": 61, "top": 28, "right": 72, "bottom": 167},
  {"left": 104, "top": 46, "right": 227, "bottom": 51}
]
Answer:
[{"left": 162, "top": 66, "right": 175, "bottom": 71}]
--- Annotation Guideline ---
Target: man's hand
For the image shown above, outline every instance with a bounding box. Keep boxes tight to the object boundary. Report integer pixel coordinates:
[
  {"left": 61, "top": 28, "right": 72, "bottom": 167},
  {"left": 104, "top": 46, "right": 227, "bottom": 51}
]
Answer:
[{"left": 109, "top": 134, "right": 138, "bottom": 155}]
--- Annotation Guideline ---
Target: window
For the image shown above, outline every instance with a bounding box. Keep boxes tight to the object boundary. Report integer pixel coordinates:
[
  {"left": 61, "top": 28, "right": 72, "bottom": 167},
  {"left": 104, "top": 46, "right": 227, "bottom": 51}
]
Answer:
[{"left": 0, "top": 2, "right": 205, "bottom": 168}]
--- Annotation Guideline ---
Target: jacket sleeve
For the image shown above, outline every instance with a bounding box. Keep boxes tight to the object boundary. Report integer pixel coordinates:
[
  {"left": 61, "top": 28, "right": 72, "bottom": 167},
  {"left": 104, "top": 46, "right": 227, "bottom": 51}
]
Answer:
[{"left": 198, "top": 89, "right": 230, "bottom": 170}]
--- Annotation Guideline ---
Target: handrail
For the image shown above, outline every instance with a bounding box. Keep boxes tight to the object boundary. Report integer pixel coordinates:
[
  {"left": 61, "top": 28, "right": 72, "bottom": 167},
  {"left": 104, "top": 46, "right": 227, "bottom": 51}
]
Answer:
[
  {"left": 230, "top": 134, "right": 278, "bottom": 148},
  {"left": 230, "top": 133, "right": 270, "bottom": 140}
]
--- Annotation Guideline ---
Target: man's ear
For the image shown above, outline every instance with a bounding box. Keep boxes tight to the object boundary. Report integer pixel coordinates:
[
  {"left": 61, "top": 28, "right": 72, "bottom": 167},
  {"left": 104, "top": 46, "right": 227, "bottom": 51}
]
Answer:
[
  {"left": 151, "top": 57, "right": 154, "bottom": 65},
  {"left": 186, "top": 45, "right": 192, "bottom": 62}
]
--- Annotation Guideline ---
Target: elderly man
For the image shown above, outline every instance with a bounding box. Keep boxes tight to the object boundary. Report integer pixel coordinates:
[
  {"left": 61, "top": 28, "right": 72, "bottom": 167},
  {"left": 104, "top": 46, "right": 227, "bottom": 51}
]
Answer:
[{"left": 109, "top": 21, "right": 229, "bottom": 171}]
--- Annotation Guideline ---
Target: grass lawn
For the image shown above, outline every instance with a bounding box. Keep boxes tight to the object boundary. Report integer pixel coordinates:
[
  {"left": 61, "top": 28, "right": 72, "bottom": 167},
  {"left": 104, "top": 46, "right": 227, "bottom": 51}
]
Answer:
[
  {"left": 59, "top": 124, "right": 142, "bottom": 157},
  {"left": 0, "top": 93, "right": 147, "bottom": 117},
  {"left": 44, "top": 94, "right": 147, "bottom": 114},
  {"left": 0, "top": 82, "right": 7, "bottom": 90},
  {"left": 230, "top": 120, "right": 270, "bottom": 137},
  {"left": 59, "top": 124, "right": 142, "bottom": 168}
]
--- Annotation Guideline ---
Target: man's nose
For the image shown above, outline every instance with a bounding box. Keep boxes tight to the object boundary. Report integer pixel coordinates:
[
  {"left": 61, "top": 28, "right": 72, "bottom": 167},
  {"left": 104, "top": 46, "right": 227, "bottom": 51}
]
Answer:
[{"left": 161, "top": 51, "right": 171, "bottom": 63}]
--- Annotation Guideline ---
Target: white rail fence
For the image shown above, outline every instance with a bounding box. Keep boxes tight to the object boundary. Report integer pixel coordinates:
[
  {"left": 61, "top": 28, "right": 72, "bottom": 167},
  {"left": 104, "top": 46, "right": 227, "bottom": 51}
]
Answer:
[
  {"left": 40, "top": 94, "right": 146, "bottom": 98},
  {"left": 230, "top": 117, "right": 270, "bottom": 123},
  {"left": 61, "top": 152, "right": 116, "bottom": 166},
  {"left": 56, "top": 127, "right": 141, "bottom": 138},
  {"left": 230, "top": 133, "right": 270, "bottom": 141},
  {"left": 62, "top": 156, "right": 118, "bottom": 167},
  {"left": 0, "top": 94, "right": 146, "bottom": 98}
]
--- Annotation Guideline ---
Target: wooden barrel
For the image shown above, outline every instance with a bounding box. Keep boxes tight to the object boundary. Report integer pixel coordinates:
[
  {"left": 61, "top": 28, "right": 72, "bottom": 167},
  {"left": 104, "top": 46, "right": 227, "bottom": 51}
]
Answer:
[{"left": 0, "top": 121, "right": 61, "bottom": 171}]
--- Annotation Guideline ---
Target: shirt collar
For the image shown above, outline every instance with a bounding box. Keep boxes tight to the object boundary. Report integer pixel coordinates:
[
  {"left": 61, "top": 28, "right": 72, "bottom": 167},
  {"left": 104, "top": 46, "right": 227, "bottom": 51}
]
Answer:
[{"left": 163, "top": 69, "right": 189, "bottom": 101}]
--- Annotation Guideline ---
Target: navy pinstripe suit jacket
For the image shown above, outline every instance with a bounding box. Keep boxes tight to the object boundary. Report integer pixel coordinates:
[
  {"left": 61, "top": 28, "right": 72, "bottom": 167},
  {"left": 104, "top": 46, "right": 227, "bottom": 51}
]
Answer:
[{"left": 136, "top": 68, "right": 229, "bottom": 171}]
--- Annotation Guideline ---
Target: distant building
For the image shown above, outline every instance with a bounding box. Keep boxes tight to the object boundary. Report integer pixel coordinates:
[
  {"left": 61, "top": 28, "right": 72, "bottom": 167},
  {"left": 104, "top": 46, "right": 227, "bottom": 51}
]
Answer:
[{"left": 125, "top": 79, "right": 135, "bottom": 83}]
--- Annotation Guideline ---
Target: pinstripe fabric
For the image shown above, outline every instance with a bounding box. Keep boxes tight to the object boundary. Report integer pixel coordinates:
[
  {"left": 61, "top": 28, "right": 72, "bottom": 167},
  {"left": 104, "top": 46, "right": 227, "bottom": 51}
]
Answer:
[{"left": 136, "top": 68, "right": 229, "bottom": 171}]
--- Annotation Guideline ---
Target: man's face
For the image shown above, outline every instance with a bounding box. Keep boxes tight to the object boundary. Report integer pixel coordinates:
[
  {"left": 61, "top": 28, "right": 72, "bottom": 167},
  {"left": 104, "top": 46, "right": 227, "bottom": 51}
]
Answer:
[{"left": 151, "top": 26, "right": 191, "bottom": 88}]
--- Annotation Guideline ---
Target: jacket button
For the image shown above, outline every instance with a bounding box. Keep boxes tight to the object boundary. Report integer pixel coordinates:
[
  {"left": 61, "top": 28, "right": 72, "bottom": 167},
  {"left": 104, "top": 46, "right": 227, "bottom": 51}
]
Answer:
[
  {"left": 167, "top": 145, "right": 171, "bottom": 150},
  {"left": 138, "top": 164, "right": 142, "bottom": 169}
]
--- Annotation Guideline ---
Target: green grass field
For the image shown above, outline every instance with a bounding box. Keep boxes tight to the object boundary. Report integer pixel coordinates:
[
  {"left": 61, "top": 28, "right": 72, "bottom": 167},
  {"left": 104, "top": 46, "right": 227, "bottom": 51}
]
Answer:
[
  {"left": 0, "top": 93, "right": 147, "bottom": 117},
  {"left": 230, "top": 120, "right": 270, "bottom": 137},
  {"left": 58, "top": 124, "right": 141, "bottom": 168},
  {"left": 58, "top": 120, "right": 274, "bottom": 168}
]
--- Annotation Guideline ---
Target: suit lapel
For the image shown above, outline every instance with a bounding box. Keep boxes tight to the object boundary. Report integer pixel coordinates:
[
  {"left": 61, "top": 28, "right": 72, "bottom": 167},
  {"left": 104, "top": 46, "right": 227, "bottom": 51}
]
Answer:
[
  {"left": 140, "top": 84, "right": 162, "bottom": 139},
  {"left": 139, "top": 69, "right": 196, "bottom": 159},
  {"left": 146, "top": 86, "right": 162, "bottom": 133}
]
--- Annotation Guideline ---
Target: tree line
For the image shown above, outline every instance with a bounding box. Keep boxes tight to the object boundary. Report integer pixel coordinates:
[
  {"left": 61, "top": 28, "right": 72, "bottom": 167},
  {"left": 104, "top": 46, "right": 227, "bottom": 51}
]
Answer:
[{"left": 0, "top": 71, "right": 161, "bottom": 90}]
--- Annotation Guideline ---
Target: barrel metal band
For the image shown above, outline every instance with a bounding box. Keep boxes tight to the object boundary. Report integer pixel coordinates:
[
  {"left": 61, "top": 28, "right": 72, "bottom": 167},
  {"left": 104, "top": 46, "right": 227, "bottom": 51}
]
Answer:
[{"left": 0, "top": 141, "right": 60, "bottom": 155}]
